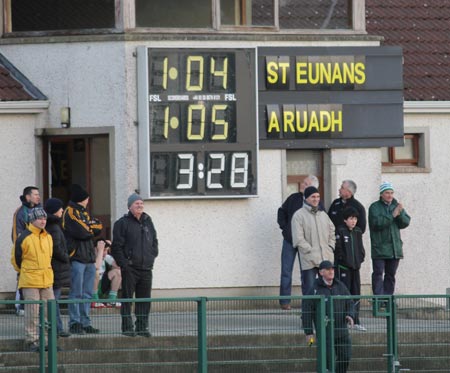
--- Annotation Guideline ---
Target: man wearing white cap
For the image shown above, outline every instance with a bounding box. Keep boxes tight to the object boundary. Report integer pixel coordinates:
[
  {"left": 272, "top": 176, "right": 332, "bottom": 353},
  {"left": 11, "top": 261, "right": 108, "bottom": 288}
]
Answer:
[{"left": 369, "top": 182, "right": 411, "bottom": 295}]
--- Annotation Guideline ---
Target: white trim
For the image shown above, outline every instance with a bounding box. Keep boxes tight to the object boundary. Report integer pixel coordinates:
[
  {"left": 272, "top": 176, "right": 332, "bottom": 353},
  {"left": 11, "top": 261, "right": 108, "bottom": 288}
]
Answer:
[
  {"left": 404, "top": 101, "right": 450, "bottom": 114},
  {"left": 0, "top": 100, "right": 49, "bottom": 113}
]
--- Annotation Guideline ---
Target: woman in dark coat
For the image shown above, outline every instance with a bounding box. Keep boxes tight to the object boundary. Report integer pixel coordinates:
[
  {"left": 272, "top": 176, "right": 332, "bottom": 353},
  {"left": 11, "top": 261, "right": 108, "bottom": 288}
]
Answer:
[{"left": 44, "top": 198, "right": 71, "bottom": 337}]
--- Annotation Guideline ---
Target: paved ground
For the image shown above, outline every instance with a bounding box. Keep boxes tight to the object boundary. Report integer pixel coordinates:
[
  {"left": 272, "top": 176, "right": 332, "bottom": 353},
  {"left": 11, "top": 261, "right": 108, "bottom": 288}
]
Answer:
[{"left": 1, "top": 302, "right": 449, "bottom": 341}]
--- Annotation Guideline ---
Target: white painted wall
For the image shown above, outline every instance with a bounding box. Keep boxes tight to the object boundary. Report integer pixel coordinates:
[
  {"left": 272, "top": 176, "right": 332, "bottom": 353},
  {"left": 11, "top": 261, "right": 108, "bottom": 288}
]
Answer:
[{"left": 0, "top": 115, "right": 40, "bottom": 292}]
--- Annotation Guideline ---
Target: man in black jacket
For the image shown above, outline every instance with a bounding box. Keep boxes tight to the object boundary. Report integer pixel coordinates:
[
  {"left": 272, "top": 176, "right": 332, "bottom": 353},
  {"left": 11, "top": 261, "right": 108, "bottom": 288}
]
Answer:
[
  {"left": 328, "top": 180, "right": 366, "bottom": 233},
  {"left": 302, "top": 260, "right": 354, "bottom": 373},
  {"left": 112, "top": 193, "right": 158, "bottom": 337},
  {"left": 44, "top": 198, "right": 71, "bottom": 337}
]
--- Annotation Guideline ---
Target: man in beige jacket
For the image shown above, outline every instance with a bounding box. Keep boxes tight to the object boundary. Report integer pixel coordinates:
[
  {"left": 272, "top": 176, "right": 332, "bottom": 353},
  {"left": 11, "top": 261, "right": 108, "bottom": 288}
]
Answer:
[{"left": 291, "top": 186, "right": 335, "bottom": 295}]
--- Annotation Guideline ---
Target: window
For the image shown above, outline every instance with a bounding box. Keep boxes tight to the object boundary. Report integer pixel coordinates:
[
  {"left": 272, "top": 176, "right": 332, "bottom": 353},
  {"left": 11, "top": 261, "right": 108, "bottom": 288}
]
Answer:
[
  {"left": 279, "top": 0, "right": 352, "bottom": 30},
  {"left": 8, "top": 0, "right": 115, "bottom": 32},
  {"left": 136, "top": 0, "right": 212, "bottom": 28},
  {"left": 220, "top": 0, "right": 275, "bottom": 27},
  {"left": 4, "top": 0, "right": 356, "bottom": 35},
  {"left": 135, "top": 0, "right": 354, "bottom": 31},
  {"left": 382, "top": 134, "right": 419, "bottom": 166}
]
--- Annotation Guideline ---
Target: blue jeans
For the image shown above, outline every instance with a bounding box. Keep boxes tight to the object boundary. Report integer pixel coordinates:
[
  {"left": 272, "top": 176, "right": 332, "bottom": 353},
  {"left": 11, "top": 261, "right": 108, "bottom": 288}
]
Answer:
[
  {"left": 372, "top": 259, "right": 400, "bottom": 295},
  {"left": 280, "top": 240, "right": 319, "bottom": 303},
  {"left": 68, "top": 261, "right": 96, "bottom": 327},
  {"left": 279, "top": 240, "right": 301, "bottom": 305},
  {"left": 300, "top": 267, "right": 319, "bottom": 295},
  {"left": 53, "top": 287, "right": 63, "bottom": 332}
]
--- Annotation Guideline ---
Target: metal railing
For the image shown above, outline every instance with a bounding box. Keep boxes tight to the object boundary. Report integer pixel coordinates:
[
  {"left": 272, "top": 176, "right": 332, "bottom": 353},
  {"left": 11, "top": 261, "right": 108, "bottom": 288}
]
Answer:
[{"left": 1, "top": 295, "right": 450, "bottom": 372}]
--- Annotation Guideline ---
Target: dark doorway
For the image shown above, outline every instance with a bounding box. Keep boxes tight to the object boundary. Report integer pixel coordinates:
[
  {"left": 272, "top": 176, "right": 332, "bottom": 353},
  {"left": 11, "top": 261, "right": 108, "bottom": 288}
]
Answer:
[{"left": 43, "top": 135, "right": 111, "bottom": 238}]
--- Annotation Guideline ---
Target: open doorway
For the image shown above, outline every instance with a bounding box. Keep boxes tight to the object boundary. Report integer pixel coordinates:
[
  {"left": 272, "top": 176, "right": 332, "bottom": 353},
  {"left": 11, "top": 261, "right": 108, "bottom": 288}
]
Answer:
[{"left": 43, "top": 135, "right": 111, "bottom": 238}]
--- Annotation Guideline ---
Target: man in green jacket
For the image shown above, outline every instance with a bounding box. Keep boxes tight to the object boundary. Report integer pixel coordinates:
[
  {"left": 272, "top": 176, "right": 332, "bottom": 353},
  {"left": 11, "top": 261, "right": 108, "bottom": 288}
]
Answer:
[{"left": 369, "top": 182, "right": 411, "bottom": 295}]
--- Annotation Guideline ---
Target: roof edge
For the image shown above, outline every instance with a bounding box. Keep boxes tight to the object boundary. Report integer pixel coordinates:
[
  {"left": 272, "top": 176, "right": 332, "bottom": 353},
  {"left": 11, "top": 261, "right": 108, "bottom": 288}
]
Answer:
[
  {"left": 404, "top": 101, "right": 450, "bottom": 114},
  {"left": 0, "top": 100, "right": 50, "bottom": 113},
  {"left": 0, "top": 53, "right": 48, "bottom": 100}
]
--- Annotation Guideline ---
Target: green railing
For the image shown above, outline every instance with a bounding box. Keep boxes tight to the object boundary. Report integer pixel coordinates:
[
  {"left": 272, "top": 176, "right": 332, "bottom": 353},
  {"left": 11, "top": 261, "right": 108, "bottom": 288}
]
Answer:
[{"left": 1, "top": 295, "right": 450, "bottom": 372}]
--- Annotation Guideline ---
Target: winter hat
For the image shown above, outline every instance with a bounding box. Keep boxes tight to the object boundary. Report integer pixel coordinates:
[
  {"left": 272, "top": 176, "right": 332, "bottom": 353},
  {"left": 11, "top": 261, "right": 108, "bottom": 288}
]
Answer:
[
  {"left": 70, "top": 184, "right": 89, "bottom": 203},
  {"left": 379, "top": 181, "right": 394, "bottom": 194},
  {"left": 28, "top": 207, "right": 47, "bottom": 222},
  {"left": 127, "top": 193, "right": 143, "bottom": 208},
  {"left": 319, "top": 260, "right": 334, "bottom": 270},
  {"left": 304, "top": 186, "right": 319, "bottom": 200},
  {"left": 44, "top": 198, "right": 64, "bottom": 215}
]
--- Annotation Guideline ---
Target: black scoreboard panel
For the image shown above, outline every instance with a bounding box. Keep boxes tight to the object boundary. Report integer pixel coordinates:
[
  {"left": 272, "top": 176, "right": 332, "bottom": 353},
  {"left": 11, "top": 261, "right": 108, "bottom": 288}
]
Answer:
[
  {"left": 257, "top": 47, "right": 404, "bottom": 149},
  {"left": 139, "top": 48, "right": 257, "bottom": 199}
]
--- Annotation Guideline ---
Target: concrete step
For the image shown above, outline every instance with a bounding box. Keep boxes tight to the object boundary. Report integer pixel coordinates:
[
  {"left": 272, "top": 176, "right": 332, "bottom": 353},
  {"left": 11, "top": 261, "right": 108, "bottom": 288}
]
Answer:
[{"left": 0, "top": 332, "right": 448, "bottom": 372}]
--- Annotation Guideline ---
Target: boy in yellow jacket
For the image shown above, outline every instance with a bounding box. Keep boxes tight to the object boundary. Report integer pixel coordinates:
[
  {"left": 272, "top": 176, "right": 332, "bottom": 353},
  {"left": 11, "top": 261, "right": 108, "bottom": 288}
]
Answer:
[{"left": 12, "top": 207, "right": 54, "bottom": 352}]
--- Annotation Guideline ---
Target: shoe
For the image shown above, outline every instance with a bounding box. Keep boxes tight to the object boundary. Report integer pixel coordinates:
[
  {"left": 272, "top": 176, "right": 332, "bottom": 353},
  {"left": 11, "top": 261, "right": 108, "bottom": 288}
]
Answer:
[
  {"left": 109, "top": 302, "right": 121, "bottom": 308},
  {"left": 136, "top": 330, "right": 151, "bottom": 337},
  {"left": 69, "top": 323, "right": 85, "bottom": 335},
  {"left": 91, "top": 302, "right": 106, "bottom": 309},
  {"left": 83, "top": 325, "right": 100, "bottom": 334},
  {"left": 45, "top": 345, "right": 62, "bottom": 352},
  {"left": 58, "top": 330, "right": 71, "bottom": 338},
  {"left": 280, "top": 304, "right": 291, "bottom": 310},
  {"left": 353, "top": 324, "right": 367, "bottom": 332},
  {"left": 26, "top": 342, "right": 39, "bottom": 353},
  {"left": 16, "top": 309, "right": 25, "bottom": 316},
  {"left": 122, "top": 330, "right": 136, "bottom": 337}
]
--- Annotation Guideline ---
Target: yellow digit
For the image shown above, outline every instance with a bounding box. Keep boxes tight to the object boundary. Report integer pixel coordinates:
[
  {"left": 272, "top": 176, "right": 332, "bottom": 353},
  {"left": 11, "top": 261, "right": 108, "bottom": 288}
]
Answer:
[
  {"left": 211, "top": 57, "right": 228, "bottom": 89},
  {"left": 186, "top": 56, "right": 204, "bottom": 91},
  {"left": 162, "top": 57, "right": 168, "bottom": 89},
  {"left": 187, "top": 104, "right": 205, "bottom": 140},
  {"left": 163, "top": 105, "right": 169, "bottom": 139},
  {"left": 211, "top": 105, "right": 228, "bottom": 140}
]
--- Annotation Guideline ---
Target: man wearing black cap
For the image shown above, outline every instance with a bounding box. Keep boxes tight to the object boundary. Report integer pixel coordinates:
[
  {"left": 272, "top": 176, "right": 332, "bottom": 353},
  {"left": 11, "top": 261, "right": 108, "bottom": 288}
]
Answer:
[
  {"left": 112, "top": 193, "right": 158, "bottom": 337},
  {"left": 302, "top": 260, "right": 354, "bottom": 373},
  {"left": 44, "top": 198, "right": 71, "bottom": 337},
  {"left": 291, "top": 186, "right": 335, "bottom": 296},
  {"left": 63, "top": 184, "right": 103, "bottom": 335},
  {"left": 277, "top": 175, "right": 322, "bottom": 310}
]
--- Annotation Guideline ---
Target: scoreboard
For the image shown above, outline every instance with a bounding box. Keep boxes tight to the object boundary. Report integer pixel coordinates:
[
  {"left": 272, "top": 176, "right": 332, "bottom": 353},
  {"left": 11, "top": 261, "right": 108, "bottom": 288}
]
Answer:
[
  {"left": 138, "top": 48, "right": 258, "bottom": 199},
  {"left": 138, "top": 46, "right": 403, "bottom": 199}
]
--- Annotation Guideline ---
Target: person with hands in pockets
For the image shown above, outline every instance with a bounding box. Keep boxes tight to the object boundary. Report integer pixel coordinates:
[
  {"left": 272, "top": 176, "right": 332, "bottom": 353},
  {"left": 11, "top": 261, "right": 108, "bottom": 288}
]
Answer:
[{"left": 112, "top": 193, "right": 158, "bottom": 338}]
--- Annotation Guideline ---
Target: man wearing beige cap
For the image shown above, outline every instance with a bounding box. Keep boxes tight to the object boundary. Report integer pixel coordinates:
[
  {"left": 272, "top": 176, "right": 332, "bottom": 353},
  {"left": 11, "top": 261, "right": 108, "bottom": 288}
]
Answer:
[{"left": 112, "top": 193, "right": 159, "bottom": 337}]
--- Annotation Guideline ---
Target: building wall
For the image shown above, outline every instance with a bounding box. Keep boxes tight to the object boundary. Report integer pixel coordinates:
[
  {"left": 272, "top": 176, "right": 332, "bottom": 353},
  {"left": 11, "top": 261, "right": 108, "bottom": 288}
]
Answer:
[
  {"left": 2, "top": 39, "right": 448, "bottom": 297},
  {"left": 0, "top": 114, "right": 41, "bottom": 292},
  {"left": 382, "top": 114, "right": 450, "bottom": 295}
]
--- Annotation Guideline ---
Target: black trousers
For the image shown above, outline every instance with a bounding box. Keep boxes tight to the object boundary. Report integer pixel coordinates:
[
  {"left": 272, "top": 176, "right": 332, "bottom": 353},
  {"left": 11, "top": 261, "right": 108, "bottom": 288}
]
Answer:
[
  {"left": 337, "top": 266, "right": 361, "bottom": 324},
  {"left": 325, "top": 331, "right": 352, "bottom": 373},
  {"left": 120, "top": 266, "right": 153, "bottom": 332}
]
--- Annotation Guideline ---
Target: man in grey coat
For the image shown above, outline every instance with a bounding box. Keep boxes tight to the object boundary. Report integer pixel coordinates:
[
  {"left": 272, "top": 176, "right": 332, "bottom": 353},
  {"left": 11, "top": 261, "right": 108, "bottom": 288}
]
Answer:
[{"left": 291, "top": 186, "right": 335, "bottom": 294}]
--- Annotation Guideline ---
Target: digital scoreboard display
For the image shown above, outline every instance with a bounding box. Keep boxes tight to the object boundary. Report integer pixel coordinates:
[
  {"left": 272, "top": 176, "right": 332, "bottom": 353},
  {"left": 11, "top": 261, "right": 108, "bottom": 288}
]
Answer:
[{"left": 138, "top": 48, "right": 257, "bottom": 199}]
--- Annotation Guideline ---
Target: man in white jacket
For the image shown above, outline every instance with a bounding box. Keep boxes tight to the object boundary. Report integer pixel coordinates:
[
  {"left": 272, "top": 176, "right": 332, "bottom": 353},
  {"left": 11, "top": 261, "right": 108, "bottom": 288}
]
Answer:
[{"left": 291, "top": 186, "right": 335, "bottom": 295}]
